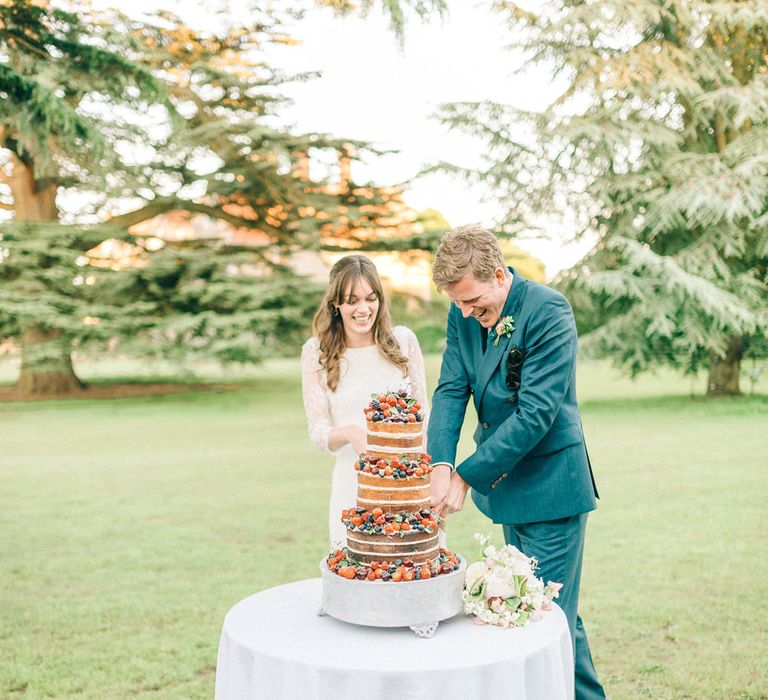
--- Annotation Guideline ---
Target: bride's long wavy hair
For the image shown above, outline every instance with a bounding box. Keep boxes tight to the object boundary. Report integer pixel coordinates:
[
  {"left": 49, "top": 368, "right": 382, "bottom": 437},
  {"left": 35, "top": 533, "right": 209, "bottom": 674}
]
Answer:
[{"left": 312, "top": 255, "right": 408, "bottom": 392}]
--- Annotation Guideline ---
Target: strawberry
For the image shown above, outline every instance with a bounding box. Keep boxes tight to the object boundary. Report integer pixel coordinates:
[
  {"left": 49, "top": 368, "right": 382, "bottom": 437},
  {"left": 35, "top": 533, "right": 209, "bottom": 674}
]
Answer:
[
  {"left": 407, "top": 414, "right": 416, "bottom": 423},
  {"left": 420, "top": 567, "right": 431, "bottom": 579},
  {"left": 403, "top": 569, "right": 415, "bottom": 582}
]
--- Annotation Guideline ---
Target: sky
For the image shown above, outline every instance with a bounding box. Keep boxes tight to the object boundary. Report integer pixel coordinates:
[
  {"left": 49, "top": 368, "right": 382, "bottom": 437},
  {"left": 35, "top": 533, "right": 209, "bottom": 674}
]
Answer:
[
  {"left": 264, "top": 2, "right": 596, "bottom": 278},
  {"left": 81, "top": 1, "right": 596, "bottom": 278}
]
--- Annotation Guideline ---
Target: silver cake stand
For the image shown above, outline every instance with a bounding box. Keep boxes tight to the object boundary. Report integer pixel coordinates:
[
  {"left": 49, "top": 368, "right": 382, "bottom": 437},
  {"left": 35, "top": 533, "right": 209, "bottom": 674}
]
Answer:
[{"left": 318, "top": 557, "right": 467, "bottom": 638}]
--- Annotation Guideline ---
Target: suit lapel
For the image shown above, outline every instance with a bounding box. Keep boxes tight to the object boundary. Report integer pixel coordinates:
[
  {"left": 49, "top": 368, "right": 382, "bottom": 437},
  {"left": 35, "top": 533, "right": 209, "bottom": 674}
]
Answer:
[{"left": 475, "top": 269, "right": 527, "bottom": 407}]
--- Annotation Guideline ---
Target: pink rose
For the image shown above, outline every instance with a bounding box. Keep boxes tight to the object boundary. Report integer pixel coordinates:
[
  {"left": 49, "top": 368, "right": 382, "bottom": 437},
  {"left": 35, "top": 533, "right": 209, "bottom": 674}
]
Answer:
[
  {"left": 489, "top": 597, "right": 506, "bottom": 614},
  {"left": 547, "top": 581, "right": 563, "bottom": 595}
]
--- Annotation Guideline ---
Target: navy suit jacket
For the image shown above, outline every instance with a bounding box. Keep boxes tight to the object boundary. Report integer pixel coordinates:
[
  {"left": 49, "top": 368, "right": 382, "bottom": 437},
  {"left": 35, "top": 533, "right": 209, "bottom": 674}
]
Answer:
[{"left": 427, "top": 268, "right": 598, "bottom": 524}]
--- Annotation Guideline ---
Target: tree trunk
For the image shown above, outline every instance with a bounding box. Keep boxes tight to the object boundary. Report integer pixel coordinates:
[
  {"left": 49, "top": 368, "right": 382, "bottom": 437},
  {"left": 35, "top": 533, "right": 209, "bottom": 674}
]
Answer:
[
  {"left": 17, "top": 327, "right": 84, "bottom": 396},
  {"left": 706, "top": 336, "right": 743, "bottom": 396},
  {"left": 6, "top": 152, "right": 84, "bottom": 396}
]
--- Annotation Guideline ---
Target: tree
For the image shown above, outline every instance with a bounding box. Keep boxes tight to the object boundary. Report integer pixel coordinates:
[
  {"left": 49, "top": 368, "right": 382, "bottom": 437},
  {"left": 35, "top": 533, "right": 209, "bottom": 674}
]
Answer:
[
  {"left": 436, "top": 0, "right": 768, "bottom": 395},
  {"left": 0, "top": 1, "right": 391, "bottom": 395}
]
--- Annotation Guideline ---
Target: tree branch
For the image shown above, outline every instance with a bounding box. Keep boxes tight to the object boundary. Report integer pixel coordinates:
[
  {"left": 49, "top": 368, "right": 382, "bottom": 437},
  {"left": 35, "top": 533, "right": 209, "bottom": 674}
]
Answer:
[
  {"left": 104, "top": 196, "right": 285, "bottom": 240},
  {"left": 104, "top": 197, "right": 177, "bottom": 229}
]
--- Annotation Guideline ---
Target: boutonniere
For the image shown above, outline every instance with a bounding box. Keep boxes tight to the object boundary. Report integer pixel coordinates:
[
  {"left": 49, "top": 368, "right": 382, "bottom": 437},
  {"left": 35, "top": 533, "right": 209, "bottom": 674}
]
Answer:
[{"left": 491, "top": 316, "right": 515, "bottom": 347}]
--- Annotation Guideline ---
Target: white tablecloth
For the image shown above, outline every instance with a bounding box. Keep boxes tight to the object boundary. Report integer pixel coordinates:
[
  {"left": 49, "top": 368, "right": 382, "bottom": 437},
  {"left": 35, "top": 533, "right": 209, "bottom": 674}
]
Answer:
[{"left": 215, "top": 577, "right": 574, "bottom": 700}]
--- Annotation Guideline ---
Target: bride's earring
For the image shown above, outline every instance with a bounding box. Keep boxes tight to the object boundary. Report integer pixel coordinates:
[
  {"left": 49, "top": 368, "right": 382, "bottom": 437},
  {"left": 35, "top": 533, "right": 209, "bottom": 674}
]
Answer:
[{"left": 333, "top": 307, "right": 340, "bottom": 318}]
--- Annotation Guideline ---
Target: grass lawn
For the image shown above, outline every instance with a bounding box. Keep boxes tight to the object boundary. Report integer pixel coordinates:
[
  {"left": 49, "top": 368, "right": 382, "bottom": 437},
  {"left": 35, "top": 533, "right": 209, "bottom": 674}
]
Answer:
[{"left": 1, "top": 356, "right": 766, "bottom": 699}]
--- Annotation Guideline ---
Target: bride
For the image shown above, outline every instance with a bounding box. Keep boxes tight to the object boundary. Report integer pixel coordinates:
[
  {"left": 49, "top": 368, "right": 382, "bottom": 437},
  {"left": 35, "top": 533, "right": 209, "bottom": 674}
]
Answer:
[{"left": 301, "top": 255, "right": 429, "bottom": 549}]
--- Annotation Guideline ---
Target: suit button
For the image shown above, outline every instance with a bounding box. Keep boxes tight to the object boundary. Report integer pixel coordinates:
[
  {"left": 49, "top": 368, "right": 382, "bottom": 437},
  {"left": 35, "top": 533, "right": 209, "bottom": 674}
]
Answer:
[
  {"left": 507, "top": 395, "right": 517, "bottom": 404},
  {"left": 501, "top": 472, "right": 508, "bottom": 479},
  {"left": 482, "top": 422, "right": 489, "bottom": 429}
]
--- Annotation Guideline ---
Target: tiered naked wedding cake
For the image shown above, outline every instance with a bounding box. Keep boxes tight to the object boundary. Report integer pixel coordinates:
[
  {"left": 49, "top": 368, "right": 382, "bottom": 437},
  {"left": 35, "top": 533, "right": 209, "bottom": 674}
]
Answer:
[{"left": 325, "top": 390, "right": 460, "bottom": 582}]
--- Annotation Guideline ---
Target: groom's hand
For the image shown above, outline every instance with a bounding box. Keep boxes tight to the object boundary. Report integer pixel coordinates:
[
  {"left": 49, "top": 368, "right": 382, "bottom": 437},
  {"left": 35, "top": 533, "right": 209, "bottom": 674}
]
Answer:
[{"left": 436, "top": 471, "right": 470, "bottom": 517}]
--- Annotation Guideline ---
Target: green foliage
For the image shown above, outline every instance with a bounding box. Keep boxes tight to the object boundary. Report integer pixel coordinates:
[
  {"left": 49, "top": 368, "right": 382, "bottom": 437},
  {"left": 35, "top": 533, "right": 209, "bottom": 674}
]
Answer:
[
  {"left": 118, "top": 249, "right": 323, "bottom": 364},
  {"left": 0, "top": 221, "right": 322, "bottom": 364},
  {"left": 389, "top": 289, "right": 451, "bottom": 353},
  {"left": 435, "top": 0, "right": 768, "bottom": 378}
]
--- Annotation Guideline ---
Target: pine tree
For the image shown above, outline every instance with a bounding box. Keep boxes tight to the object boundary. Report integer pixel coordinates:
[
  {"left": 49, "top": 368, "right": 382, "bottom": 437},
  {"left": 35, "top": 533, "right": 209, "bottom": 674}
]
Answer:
[
  {"left": 436, "top": 0, "right": 768, "bottom": 395},
  {"left": 0, "top": 1, "right": 389, "bottom": 395}
]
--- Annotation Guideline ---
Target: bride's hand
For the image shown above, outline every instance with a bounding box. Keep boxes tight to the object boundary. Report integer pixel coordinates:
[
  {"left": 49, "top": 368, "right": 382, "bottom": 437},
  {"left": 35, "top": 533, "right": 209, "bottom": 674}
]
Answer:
[
  {"left": 430, "top": 463, "right": 452, "bottom": 508},
  {"left": 344, "top": 425, "right": 368, "bottom": 455}
]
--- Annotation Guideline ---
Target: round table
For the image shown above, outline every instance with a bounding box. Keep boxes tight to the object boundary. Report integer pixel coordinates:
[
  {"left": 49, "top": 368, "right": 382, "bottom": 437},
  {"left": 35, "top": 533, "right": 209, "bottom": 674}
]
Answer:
[{"left": 215, "top": 577, "right": 574, "bottom": 700}]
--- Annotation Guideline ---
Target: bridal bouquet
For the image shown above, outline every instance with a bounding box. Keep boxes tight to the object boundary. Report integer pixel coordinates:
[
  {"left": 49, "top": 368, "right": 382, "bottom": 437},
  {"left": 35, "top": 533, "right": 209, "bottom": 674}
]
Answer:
[{"left": 463, "top": 534, "right": 562, "bottom": 627}]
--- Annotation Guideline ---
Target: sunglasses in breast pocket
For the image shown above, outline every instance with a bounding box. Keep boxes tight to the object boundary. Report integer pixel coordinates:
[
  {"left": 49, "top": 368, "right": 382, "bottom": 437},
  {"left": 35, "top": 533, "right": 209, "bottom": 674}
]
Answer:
[{"left": 506, "top": 346, "right": 525, "bottom": 391}]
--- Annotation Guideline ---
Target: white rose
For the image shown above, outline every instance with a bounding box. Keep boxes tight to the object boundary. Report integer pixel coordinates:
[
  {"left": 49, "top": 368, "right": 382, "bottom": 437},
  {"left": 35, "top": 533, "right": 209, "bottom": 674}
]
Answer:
[
  {"left": 465, "top": 562, "right": 487, "bottom": 593},
  {"left": 509, "top": 557, "right": 532, "bottom": 576},
  {"left": 484, "top": 570, "right": 517, "bottom": 599}
]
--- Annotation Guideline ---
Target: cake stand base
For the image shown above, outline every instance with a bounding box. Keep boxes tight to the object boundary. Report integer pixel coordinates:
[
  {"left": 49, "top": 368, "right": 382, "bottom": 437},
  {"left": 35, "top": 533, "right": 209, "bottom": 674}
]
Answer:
[
  {"left": 318, "top": 557, "right": 466, "bottom": 637},
  {"left": 409, "top": 622, "right": 439, "bottom": 638}
]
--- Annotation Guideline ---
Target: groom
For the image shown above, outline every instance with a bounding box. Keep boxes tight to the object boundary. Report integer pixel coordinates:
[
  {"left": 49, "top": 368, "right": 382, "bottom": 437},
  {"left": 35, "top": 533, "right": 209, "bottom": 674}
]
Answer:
[{"left": 427, "top": 225, "right": 605, "bottom": 700}]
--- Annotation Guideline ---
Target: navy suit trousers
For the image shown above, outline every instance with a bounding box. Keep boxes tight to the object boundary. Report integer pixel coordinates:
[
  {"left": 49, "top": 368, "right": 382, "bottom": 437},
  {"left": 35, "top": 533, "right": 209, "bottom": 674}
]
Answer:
[{"left": 503, "top": 514, "right": 605, "bottom": 700}]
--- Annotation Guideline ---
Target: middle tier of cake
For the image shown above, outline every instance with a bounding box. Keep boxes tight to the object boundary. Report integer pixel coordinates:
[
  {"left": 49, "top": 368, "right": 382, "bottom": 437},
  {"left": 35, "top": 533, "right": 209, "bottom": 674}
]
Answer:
[
  {"left": 356, "top": 472, "right": 431, "bottom": 513},
  {"left": 366, "top": 420, "right": 423, "bottom": 459}
]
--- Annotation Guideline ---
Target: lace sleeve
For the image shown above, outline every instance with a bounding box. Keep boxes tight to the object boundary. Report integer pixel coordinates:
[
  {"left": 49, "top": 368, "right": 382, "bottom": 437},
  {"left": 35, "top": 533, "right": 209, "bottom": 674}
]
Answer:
[
  {"left": 300, "top": 338, "right": 334, "bottom": 453},
  {"left": 402, "top": 327, "right": 430, "bottom": 441}
]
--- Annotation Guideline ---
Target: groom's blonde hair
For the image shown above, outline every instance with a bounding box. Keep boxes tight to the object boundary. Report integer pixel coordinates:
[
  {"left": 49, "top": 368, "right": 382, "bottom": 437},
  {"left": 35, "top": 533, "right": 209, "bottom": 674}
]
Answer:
[{"left": 432, "top": 224, "right": 506, "bottom": 290}]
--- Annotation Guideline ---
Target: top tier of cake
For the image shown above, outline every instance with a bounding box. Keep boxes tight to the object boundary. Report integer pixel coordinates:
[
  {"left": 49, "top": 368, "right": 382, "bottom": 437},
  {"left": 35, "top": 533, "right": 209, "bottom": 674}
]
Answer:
[{"left": 363, "top": 391, "right": 424, "bottom": 459}]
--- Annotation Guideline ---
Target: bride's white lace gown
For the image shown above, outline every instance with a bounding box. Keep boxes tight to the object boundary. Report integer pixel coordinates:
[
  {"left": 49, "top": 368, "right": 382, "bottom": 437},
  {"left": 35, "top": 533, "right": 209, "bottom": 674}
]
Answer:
[{"left": 301, "top": 325, "right": 430, "bottom": 550}]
